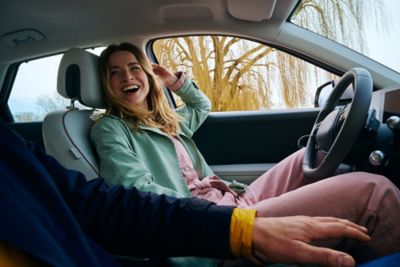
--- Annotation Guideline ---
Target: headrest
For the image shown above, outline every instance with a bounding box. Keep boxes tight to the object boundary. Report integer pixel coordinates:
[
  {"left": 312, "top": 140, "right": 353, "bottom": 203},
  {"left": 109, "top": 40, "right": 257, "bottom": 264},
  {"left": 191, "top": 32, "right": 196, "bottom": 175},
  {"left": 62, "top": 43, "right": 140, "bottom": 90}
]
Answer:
[{"left": 57, "top": 47, "right": 106, "bottom": 109}]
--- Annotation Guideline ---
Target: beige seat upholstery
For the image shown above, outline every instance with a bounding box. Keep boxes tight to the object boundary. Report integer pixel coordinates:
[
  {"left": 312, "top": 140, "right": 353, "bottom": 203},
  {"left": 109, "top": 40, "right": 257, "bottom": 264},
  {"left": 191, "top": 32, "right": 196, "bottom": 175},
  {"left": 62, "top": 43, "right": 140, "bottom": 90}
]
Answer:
[{"left": 42, "top": 48, "right": 106, "bottom": 180}]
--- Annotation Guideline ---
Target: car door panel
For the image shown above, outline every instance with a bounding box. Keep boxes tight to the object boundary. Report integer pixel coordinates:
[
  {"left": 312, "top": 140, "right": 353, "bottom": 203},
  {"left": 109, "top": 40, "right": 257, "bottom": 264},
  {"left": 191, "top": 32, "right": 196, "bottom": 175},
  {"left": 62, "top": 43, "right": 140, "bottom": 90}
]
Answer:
[
  {"left": 193, "top": 109, "right": 318, "bottom": 182},
  {"left": 210, "top": 163, "right": 275, "bottom": 184}
]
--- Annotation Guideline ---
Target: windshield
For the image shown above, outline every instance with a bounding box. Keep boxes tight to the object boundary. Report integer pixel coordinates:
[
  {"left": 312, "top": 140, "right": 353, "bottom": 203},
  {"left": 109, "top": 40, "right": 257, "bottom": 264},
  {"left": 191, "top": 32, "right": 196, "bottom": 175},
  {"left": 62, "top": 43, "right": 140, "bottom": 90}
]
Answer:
[{"left": 290, "top": 0, "right": 400, "bottom": 73}]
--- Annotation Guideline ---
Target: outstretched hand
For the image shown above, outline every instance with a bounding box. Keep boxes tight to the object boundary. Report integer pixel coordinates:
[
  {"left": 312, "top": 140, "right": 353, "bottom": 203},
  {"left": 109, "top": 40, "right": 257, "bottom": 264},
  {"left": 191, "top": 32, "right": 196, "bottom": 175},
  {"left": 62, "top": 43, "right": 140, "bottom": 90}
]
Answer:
[
  {"left": 152, "top": 64, "right": 178, "bottom": 89},
  {"left": 251, "top": 216, "right": 370, "bottom": 267}
]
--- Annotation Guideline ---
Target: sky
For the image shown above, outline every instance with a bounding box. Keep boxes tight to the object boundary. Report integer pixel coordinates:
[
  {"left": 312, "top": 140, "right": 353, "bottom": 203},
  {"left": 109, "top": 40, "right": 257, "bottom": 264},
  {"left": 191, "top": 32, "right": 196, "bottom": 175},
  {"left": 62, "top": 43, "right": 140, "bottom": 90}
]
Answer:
[{"left": 365, "top": 0, "right": 400, "bottom": 73}]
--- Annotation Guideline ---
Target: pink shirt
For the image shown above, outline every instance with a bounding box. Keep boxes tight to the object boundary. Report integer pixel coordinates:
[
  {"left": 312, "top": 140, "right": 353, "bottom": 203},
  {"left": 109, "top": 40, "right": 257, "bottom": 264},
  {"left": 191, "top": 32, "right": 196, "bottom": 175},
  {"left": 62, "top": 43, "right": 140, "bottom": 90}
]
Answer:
[{"left": 170, "top": 137, "right": 235, "bottom": 203}]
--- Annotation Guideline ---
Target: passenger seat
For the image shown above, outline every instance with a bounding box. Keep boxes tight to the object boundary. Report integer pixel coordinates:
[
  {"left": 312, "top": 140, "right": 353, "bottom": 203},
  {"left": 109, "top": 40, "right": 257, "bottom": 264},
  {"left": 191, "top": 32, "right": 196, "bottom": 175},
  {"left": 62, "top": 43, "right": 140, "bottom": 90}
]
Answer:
[{"left": 42, "top": 48, "right": 105, "bottom": 180}]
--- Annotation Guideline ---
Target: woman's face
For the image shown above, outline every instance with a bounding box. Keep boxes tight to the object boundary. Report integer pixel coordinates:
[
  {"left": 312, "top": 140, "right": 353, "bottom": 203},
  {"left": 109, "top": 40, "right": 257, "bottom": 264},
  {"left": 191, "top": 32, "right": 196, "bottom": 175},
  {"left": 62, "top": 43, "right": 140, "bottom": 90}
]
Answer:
[{"left": 108, "top": 50, "right": 150, "bottom": 110}]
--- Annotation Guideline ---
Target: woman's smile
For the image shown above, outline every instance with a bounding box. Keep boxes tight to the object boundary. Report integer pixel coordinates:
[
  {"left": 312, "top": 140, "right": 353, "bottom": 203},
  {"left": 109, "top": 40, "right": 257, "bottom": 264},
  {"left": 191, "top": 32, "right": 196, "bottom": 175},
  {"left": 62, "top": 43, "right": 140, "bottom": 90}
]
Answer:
[{"left": 109, "top": 50, "right": 150, "bottom": 110}]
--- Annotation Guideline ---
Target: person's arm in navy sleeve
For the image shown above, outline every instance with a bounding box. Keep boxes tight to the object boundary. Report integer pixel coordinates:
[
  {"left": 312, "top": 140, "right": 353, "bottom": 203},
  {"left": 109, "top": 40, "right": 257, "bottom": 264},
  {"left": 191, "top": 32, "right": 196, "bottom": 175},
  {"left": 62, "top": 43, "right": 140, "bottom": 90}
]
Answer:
[{"left": 29, "top": 140, "right": 235, "bottom": 258}]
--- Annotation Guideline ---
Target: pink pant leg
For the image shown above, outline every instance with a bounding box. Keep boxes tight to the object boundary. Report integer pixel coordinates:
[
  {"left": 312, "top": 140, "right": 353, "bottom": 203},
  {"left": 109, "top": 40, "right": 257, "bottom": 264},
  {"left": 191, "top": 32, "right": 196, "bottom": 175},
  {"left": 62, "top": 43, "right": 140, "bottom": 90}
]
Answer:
[
  {"left": 220, "top": 148, "right": 312, "bottom": 207},
  {"left": 217, "top": 149, "right": 304, "bottom": 206},
  {"left": 252, "top": 172, "right": 400, "bottom": 262},
  {"left": 246, "top": 148, "right": 309, "bottom": 199}
]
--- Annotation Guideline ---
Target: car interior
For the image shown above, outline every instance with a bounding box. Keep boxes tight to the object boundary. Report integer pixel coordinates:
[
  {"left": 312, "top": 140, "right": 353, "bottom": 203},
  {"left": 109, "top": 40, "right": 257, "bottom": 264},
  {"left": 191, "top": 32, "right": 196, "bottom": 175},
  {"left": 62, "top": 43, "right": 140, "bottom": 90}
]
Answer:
[{"left": 1, "top": 0, "right": 400, "bottom": 266}]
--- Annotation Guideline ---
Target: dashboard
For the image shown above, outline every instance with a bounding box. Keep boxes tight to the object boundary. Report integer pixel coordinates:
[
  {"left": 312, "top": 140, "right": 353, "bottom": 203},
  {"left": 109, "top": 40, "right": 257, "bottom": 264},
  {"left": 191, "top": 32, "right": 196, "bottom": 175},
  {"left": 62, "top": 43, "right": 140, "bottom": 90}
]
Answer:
[{"left": 371, "top": 85, "right": 400, "bottom": 123}]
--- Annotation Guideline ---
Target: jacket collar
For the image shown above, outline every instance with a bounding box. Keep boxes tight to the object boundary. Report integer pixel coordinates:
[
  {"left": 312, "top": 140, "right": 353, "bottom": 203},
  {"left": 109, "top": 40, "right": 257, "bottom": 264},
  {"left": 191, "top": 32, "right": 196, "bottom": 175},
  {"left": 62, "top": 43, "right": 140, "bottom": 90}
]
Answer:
[{"left": 104, "top": 113, "right": 185, "bottom": 137}]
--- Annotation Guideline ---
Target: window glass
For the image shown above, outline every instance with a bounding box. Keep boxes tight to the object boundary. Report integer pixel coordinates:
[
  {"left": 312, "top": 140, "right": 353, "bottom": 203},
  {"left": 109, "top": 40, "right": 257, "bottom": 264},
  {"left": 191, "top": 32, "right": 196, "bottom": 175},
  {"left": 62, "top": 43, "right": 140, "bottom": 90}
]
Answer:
[
  {"left": 8, "top": 47, "right": 104, "bottom": 122},
  {"left": 290, "top": 0, "right": 400, "bottom": 73},
  {"left": 152, "top": 36, "right": 337, "bottom": 112}
]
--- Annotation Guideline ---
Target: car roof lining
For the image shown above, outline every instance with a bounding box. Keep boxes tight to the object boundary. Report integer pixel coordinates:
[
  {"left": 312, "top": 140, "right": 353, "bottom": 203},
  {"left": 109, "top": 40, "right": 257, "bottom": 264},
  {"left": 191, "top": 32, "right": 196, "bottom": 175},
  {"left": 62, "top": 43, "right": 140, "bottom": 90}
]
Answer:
[{"left": 0, "top": 0, "right": 297, "bottom": 64}]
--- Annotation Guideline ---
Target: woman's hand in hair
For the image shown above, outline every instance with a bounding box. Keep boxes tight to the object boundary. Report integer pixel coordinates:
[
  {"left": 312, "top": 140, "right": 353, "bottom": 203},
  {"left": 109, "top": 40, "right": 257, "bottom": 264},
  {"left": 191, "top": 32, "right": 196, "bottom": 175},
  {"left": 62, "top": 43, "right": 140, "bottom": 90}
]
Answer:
[{"left": 152, "top": 64, "right": 179, "bottom": 90}]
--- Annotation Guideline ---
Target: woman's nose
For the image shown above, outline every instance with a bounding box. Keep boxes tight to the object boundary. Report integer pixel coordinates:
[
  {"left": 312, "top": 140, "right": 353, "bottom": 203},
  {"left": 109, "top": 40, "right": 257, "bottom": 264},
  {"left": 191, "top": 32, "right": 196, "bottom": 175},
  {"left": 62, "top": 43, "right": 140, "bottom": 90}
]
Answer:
[{"left": 121, "top": 69, "right": 132, "bottom": 81}]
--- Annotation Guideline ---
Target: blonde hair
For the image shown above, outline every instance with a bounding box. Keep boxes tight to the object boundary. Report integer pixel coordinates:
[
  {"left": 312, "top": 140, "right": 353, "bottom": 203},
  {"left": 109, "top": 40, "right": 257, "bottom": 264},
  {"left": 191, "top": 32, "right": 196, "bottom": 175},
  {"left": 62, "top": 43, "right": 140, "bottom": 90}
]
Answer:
[{"left": 99, "top": 43, "right": 180, "bottom": 136}]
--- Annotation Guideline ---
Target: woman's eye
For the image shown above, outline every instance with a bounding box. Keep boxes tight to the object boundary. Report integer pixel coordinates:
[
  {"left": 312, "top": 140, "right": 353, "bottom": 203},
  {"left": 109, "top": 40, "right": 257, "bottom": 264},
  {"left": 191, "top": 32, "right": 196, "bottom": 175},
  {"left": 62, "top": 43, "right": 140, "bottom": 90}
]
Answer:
[{"left": 131, "top": 66, "right": 140, "bottom": 71}]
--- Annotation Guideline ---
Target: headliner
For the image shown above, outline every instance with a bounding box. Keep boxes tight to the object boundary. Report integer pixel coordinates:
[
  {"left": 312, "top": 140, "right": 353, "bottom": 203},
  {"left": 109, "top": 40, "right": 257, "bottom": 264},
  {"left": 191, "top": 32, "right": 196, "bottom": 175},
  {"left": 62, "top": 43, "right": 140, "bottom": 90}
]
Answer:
[{"left": 0, "top": 0, "right": 296, "bottom": 64}]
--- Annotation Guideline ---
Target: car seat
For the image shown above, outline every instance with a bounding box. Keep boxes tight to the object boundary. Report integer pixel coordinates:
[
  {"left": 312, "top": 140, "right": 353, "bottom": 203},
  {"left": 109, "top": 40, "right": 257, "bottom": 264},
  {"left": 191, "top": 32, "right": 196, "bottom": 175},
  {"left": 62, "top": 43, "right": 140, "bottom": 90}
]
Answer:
[{"left": 42, "top": 47, "right": 105, "bottom": 180}]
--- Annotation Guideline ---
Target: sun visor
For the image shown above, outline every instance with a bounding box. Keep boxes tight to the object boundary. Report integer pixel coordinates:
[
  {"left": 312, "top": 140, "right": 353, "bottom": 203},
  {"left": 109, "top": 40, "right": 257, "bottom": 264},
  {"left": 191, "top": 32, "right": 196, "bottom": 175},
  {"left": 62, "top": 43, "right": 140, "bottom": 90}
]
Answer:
[{"left": 227, "top": 0, "right": 276, "bottom": 22}]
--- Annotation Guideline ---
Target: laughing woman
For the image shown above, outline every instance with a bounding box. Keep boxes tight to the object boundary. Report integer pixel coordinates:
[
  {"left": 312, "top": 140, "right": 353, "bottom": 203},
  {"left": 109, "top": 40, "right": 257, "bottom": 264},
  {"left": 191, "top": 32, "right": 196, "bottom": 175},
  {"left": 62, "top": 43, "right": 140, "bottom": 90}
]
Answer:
[{"left": 90, "top": 42, "right": 400, "bottom": 266}]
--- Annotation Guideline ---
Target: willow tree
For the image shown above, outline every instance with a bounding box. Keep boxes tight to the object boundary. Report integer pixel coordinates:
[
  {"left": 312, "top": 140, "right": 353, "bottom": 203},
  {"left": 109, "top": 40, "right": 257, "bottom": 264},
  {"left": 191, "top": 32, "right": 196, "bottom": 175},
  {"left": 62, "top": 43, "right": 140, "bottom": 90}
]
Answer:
[
  {"left": 153, "top": 0, "right": 386, "bottom": 111},
  {"left": 292, "top": 0, "right": 388, "bottom": 53}
]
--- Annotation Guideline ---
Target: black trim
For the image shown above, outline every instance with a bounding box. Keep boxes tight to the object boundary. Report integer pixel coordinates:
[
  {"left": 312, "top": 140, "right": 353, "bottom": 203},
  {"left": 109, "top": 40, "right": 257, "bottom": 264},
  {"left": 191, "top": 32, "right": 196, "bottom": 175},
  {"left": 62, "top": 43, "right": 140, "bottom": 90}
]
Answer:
[
  {"left": 0, "top": 63, "right": 20, "bottom": 122},
  {"left": 65, "top": 64, "right": 81, "bottom": 99},
  {"left": 145, "top": 43, "right": 178, "bottom": 108}
]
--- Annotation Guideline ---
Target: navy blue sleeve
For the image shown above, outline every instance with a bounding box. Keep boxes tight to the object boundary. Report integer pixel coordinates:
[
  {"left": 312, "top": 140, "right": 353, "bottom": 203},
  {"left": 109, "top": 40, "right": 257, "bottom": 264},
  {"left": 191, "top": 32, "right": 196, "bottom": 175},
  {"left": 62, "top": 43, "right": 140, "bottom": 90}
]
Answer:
[
  {"left": 39, "top": 148, "right": 235, "bottom": 258},
  {"left": 0, "top": 119, "right": 234, "bottom": 259}
]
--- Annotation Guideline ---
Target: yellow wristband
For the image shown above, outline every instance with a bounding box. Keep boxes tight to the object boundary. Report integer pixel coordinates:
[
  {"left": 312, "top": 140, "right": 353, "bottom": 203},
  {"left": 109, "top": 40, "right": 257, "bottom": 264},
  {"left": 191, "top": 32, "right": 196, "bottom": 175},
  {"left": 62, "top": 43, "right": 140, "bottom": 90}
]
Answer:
[{"left": 229, "top": 208, "right": 257, "bottom": 258}]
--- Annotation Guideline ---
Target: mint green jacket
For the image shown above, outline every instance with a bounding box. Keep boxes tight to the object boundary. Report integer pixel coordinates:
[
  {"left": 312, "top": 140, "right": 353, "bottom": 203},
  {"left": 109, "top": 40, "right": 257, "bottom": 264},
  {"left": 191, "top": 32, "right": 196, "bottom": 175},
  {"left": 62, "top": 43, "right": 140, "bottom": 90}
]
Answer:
[
  {"left": 90, "top": 77, "right": 214, "bottom": 198},
  {"left": 91, "top": 78, "right": 217, "bottom": 267}
]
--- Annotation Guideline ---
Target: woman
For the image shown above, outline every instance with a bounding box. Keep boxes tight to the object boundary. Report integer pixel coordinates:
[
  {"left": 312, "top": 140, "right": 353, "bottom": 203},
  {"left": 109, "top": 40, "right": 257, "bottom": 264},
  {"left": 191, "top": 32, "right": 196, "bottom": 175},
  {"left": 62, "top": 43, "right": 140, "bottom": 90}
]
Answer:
[{"left": 90, "top": 42, "right": 400, "bottom": 264}]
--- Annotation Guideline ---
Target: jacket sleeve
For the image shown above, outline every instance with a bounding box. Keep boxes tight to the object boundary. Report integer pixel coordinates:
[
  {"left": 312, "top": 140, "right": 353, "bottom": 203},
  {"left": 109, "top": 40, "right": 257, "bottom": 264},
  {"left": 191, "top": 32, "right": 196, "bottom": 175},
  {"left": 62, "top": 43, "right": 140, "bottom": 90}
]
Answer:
[
  {"left": 175, "top": 77, "right": 212, "bottom": 135},
  {"left": 90, "top": 118, "right": 181, "bottom": 197},
  {"left": 29, "top": 140, "right": 235, "bottom": 259},
  {"left": 0, "top": 117, "right": 234, "bottom": 260}
]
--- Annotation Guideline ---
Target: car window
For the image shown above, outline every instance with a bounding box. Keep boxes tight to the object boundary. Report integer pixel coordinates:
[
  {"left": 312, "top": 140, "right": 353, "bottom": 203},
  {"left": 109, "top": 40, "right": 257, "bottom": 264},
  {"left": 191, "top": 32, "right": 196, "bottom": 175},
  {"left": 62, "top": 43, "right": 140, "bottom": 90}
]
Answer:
[
  {"left": 8, "top": 47, "right": 104, "bottom": 122},
  {"left": 152, "top": 36, "right": 338, "bottom": 112}
]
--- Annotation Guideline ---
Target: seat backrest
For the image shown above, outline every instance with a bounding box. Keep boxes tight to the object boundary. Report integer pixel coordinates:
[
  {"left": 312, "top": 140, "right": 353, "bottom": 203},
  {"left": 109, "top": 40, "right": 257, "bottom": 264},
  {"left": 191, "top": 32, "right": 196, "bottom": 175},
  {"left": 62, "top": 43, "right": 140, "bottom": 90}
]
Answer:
[
  {"left": 42, "top": 48, "right": 106, "bottom": 180},
  {"left": 43, "top": 48, "right": 161, "bottom": 265}
]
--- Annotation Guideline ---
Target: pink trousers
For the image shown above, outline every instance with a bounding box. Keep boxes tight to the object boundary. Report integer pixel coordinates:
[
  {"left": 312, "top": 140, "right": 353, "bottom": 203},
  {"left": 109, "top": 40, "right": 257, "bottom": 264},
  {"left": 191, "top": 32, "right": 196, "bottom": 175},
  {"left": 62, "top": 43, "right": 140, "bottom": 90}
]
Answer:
[{"left": 217, "top": 149, "right": 400, "bottom": 262}]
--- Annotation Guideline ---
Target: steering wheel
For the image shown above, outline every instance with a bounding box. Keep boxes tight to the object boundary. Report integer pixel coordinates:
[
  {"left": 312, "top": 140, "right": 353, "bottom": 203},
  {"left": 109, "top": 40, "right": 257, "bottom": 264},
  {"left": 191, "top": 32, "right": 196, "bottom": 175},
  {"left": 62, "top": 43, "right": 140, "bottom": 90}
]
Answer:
[{"left": 303, "top": 68, "right": 373, "bottom": 179}]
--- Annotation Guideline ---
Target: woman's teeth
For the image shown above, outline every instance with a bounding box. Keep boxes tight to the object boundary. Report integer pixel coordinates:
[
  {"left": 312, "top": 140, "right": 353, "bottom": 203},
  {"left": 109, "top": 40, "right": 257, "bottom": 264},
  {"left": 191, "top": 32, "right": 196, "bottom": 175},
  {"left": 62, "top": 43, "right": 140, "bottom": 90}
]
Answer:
[{"left": 124, "top": 85, "right": 139, "bottom": 93}]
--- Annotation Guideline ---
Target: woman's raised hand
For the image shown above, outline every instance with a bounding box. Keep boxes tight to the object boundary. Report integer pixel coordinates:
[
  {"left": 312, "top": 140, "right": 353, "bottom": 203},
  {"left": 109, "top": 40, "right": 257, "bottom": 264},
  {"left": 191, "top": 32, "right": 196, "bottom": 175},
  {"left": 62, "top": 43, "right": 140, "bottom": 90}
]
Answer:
[{"left": 152, "top": 64, "right": 178, "bottom": 89}]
